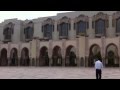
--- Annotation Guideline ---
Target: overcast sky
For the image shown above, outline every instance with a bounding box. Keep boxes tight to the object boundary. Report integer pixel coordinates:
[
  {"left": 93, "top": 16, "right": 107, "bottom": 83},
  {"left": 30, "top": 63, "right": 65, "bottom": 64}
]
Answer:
[{"left": 0, "top": 11, "right": 72, "bottom": 23}]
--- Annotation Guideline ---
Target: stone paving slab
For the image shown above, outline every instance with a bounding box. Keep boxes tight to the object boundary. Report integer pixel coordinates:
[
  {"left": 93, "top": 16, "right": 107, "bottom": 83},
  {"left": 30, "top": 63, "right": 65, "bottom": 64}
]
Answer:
[{"left": 0, "top": 67, "right": 120, "bottom": 79}]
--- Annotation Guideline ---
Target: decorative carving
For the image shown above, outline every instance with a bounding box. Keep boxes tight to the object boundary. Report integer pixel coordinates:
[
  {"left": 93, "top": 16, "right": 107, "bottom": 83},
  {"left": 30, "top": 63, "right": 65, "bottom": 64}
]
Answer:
[
  {"left": 92, "top": 12, "right": 109, "bottom": 21},
  {"left": 42, "top": 18, "right": 55, "bottom": 25},
  {"left": 58, "top": 16, "right": 71, "bottom": 24},
  {"left": 74, "top": 14, "right": 89, "bottom": 23}
]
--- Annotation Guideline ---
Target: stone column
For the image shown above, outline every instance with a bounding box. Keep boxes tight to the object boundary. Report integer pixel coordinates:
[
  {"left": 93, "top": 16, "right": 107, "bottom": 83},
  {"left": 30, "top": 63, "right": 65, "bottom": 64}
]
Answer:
[
  {"left": 53, "top": 21, "right": 59, "bottom": 40},
  {"left": 76, "top": 38, "right": 80, "bottom": 67},
  {"left": 85, "top": 56, "right": 89, "bottom": 67},
  {"left": 85, "top": 37, "right": 89, "bottom": 67},
  {"left": 29, "top": 41, "right": 32, "bottom": 66},
  {"left": 36, "top": 57, "right": 39, "bottom": 66},
  {"left": 48, "top": 40, "right": 52, "bottom": 67},
  {"left": 88, "top": 17, "right": 94, "bottom": 38},
  {"left": 108, "top": 15, "right": 115, "bottom": 37},
  {"left": 18, "top": 56, "right": 21, "bottom": 66},
  {"left": 49, "top": 57, "right": 52, "bottom": 67},
  {"left": 29, "top": 57, "right": 32, "bottom": 66},
  {"left": 101, "top": 36, "right": 106, "bottom": 67},
  {"left": 62, "top": 57, "right": 65, "bottom": 67},
  {"left": 36, "top": 39, "right": 40, "bottom": 66},
  {"left": 69, "top": 19, "right": 75, "bottom": 39},
  {"left": 62, "top": 39, "right": 66, "bottom": 67},
  {"left": 18, "top": 43, "right": 21, "bottom": 66},
  {"left": 7, "top": 42, "right": 11, "bottom": 66}
]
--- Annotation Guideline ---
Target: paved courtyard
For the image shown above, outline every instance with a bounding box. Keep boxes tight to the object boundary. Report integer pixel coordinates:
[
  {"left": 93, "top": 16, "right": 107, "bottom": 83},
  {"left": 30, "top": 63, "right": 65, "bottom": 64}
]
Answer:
[{"left": 0, "top": 67, "right": 120, "bottom": 79}]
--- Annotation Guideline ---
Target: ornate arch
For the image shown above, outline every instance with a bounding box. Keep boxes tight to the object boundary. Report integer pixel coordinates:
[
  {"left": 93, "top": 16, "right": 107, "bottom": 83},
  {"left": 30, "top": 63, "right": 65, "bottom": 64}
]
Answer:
[
  {"left": 65, "top": 45, "right": 77, "bottom": 66},
  {"left": 0, "top": 48, "right": 8, "bottom": 66},
  {"left": 58, "top": 16, "right": 71, "bottom": 24},
  {"left": 52, "top": 45, "right": 62, "bottom": 66},
  {"left": 39, "top": 46, "right": 49, "bottom": 66},
  {"left": 42, "top": 18, "right": 55, "bottom": 25},
  {"left": 74, "top": 14, "right": 89, "bottom": 23},
  {"left": 88, "top": 44, "right": 102, "bottom": 67},
  {"left": 105, "top": 43, "right": 119, "bottom": 67},
  {"left": 10, "top": 48, "right": 18, "bottom": 66}
]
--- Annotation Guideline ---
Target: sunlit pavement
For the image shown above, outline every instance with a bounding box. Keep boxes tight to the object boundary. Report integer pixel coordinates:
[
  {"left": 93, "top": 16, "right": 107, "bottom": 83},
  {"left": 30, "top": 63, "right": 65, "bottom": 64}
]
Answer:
[{"left": 0, "top": 67, "right": 120, "bottom": 79}]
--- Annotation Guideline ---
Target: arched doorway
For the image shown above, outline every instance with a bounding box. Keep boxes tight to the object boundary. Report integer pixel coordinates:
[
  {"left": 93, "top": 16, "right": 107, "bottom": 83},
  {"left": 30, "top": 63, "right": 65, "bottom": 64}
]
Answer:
[
  {"left": 65, "top": 45, "right": 77, "bottom": 66},
  {"left": 52, "top": 46, "right": 62, "bottom": 66},
  {"left": 20, "top": 47, "right": 30, "bottom": 66},
  {"left": 39, "top": 46, "right": 49, "bottom": 66},
  {"left": 105, "top": 44, "right": 119, "bottom": 67},
  {"left": 10, "top": 48, "right": 18, "bottom": 66},
  {"left": 0, "top": 48, "right": 8, "bottom": 66},
  {"left": 88, "top": 44, "right": 102, "bottom": 67}
]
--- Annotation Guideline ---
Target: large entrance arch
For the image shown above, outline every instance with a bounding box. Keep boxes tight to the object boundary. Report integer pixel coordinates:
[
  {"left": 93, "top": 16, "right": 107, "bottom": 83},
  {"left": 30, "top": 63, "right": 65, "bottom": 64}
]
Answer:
[
  {"left": 10, "top": 48, "right": 18, "bottom": 66},
  {"left": 88, "top": 44, "right": 102, "bottom": 67},
  {"left": 0, "top": 48, "right": 8, "bottom": 66},
  {"left": 105, "top": 44, "right": 119, "bottom": 67},
  {"left": 39, "top": 46, "right": 49, "bottom": 66},
  {"left": 52, "top": 46, "right": 62, "bottom": 66},
  {"left": 20, "top": 47, "right": 30, "bottom": 66},
  {"left": 65, "top": 45, "right": 77, "bottom": 66}
]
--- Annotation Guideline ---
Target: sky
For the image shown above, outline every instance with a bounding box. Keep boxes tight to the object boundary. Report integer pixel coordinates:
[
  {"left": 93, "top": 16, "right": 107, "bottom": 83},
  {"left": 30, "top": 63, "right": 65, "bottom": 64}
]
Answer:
[{"left": 0, "top": 11, "right": 72, "bottom": 23}]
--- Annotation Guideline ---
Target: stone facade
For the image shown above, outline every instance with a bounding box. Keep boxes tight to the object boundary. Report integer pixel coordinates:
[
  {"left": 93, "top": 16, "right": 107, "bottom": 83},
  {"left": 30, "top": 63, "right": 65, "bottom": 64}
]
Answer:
[{"left": 0, "top": 11, "right": 120, "bottom": 67}]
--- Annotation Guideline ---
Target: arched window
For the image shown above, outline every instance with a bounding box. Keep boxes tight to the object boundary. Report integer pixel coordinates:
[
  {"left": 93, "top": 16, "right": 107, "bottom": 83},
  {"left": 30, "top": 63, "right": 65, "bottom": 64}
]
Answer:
[
  {"left": 58, "top": 16, "right": 71, "bottom": 39},
  {"left": 59, "top": 22, "right": 69, "bottom": 38},
  {"left": 74, "top": 15, "right": 88, "bottom": 36},
  {"left": 42, "top": 24, "right": 53, "bottom": 39},
  {"left": 95, "top": 19, "right": 105, "bottom": 36},
  {"left": 116, "top": 18, "right": 120, "bottom": 33},
  {"left": 76, "top": 21, "right": 86, "bottom": 35},
  {"left": 42, "top": 18, "right": 54, "bottom": 40},
  {"left": 24, "top": 21, "right": 34, "bottom": 41},
  {"left": 3, "top": 22, "right": 14, "bottom": 42}
]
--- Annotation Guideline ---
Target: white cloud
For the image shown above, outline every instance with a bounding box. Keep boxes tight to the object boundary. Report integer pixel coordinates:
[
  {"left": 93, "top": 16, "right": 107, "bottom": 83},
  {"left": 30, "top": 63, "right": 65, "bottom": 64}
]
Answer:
[{"left": 0, "top": 11, "right": 72, "bottom": 23}]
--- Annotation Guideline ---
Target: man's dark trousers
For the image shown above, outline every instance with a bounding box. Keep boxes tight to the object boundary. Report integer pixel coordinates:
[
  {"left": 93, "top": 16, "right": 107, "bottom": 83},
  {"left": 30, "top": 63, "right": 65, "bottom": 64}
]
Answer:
[{"left": 96, "top": 69, "right": 102, "bottom": 79}]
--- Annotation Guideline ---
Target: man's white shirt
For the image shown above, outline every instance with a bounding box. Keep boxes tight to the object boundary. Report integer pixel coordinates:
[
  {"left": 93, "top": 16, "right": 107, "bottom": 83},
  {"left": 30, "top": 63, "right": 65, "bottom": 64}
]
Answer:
[{"left": 95, "top": 60, "right": 103, "bottom": 70}]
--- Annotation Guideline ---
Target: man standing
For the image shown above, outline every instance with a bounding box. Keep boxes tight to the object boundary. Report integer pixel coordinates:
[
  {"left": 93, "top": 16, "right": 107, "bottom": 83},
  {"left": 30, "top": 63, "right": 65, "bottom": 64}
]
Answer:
[{"left": 95, "top": 59, "right": 103, "bottom": 79}]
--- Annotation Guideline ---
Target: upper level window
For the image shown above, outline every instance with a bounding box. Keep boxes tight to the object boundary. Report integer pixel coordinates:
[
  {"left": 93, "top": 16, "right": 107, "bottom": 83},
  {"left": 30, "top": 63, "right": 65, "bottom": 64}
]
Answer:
[
  {"left": 24, "top": 21, "right": 34, "bottom": 41},
  {"left": 112, "top": 11, "right": 120, "bottom": 36},
  {"left": 57, "top": 16, "right": 71, "bottom": 39},
  {"left": 95, "top": 19, "right": 105, "bottom": 35},
  {"left": 116, "top": 18, "right": 120, "bottom": 33},
  {"left": 74, "top": 15, "right": 88, "bottom": 36},
  {"left": 42, "top": 18, "right": 54, "bottom": 40},
  {"left": 3, "top": 22, "right": 14, "bottom": 42},
  {"left": 76, "top": 21, "right": 87, "bottom": 35},
  {"left": 92, "top": 12, "right": 108, "bottom": 37}
]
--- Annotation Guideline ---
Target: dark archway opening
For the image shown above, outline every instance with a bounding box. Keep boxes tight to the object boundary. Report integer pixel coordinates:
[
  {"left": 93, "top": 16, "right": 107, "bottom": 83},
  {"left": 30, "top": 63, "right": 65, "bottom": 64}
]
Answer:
[
  {"left": 105, "top": 44, "right": 119, "bottom": 67},
  {"left": 52, "top": 46, "right": 62, "bottom": 66},
  {"left": 39, "top": 47, "right": 49, "bottom": 66},
  {"left": 0, "top": 48, "right": 8, "bottom": 66},
  {"left": 65, "top": 46, "right": 77, "bottom": 66},
  {"left": 10, "top": 48, "right": 18, "bottom": 66},
  {"left": 20, "top": 48, "right": 30, "bottom": 66},
  {"left": 88, "top": 45, "right": 102, "bottom": 67}
]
